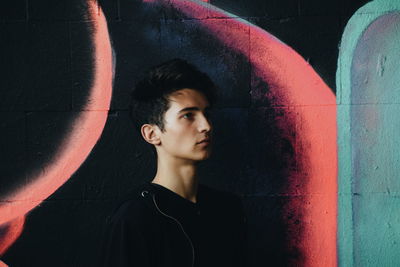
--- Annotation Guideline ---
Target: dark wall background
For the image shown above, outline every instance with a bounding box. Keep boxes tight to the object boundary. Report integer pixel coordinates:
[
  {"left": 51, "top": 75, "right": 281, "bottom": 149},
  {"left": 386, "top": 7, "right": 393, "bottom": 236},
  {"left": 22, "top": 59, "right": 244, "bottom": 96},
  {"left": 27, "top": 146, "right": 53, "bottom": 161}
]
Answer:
[{"left": 1, "top": 0, "right": 369, "bottom": 266}]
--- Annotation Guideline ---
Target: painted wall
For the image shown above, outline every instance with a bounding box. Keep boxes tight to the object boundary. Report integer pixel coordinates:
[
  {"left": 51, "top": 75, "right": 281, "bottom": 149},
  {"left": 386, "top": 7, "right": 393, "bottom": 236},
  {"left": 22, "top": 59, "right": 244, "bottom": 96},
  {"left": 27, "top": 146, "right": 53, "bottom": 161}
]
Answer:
[
  {"left": 337, "top": 0, "right": 400, "bottom": 266},
  {"left": 0, "top": 0, "right": 375, "bottom": 266}
]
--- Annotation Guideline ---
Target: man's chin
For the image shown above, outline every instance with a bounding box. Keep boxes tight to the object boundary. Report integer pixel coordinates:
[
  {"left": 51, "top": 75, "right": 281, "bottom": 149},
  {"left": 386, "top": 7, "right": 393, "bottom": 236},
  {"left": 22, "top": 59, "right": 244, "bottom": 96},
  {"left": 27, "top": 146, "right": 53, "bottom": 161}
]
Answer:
[{"left": 196, "top": 150, "right": 212, "bottom": 161}]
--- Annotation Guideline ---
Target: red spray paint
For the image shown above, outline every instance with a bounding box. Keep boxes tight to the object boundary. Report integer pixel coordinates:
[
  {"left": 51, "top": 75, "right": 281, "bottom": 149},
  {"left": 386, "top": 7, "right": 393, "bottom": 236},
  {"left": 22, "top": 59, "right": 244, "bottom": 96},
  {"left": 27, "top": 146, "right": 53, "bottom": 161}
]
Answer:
[
  {"left": 0, "top": 0, "right": 113, "bottom": 254},
  {"left": 144, "top": 0, "right": 338, "bottom": 265},
  {"left": 0, "top": 216, "right": 25, "bottom": 255}
]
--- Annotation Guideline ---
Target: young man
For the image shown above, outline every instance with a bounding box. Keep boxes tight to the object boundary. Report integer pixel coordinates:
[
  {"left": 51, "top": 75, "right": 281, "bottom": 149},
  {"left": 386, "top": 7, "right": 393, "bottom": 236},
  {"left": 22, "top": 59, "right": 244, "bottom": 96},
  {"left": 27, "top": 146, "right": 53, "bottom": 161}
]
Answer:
[{"left": 103, "top": 59, "right": 247, "bottom": 267}]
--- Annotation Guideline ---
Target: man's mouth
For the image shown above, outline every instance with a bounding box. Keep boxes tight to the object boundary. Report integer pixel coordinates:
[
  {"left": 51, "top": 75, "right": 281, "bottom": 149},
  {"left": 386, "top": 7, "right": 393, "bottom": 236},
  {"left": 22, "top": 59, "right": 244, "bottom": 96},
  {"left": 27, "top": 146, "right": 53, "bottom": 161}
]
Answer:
[{"left": 197, "top": 138, "right": 211, "bottom": 144}]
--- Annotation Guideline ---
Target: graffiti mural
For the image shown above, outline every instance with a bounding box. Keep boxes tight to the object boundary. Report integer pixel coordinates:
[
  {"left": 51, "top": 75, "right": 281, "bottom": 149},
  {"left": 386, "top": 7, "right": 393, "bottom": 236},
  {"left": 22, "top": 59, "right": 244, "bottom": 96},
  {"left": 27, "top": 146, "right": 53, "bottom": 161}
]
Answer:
[
  {"left": 0, "top": 0, "right": 379, "bottom": 266},
  {"left": 0, "top": 1, "right": 113, "bottom": 266},
  {"left": 146, "top": 1, "right": 337, "bottom": 266}
]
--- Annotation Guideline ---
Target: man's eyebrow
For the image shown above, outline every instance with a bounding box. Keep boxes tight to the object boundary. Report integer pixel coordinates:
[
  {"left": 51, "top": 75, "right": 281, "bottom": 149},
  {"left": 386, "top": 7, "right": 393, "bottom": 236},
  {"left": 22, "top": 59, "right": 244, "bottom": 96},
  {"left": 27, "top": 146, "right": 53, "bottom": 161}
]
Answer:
[{"left": 177, "top": 106, "right": 211, "bottom": 114}]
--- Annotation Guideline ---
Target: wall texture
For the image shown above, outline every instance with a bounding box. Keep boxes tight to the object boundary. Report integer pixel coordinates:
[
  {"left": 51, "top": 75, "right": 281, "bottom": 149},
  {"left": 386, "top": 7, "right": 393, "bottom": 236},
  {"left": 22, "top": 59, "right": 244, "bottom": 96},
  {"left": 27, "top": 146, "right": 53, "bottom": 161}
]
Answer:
[
  {"left": 337, "top": 0, "right": 400, "bottom": 266},
  {"left": 0, "top": 0, "right": 389, "bottom": 266}
]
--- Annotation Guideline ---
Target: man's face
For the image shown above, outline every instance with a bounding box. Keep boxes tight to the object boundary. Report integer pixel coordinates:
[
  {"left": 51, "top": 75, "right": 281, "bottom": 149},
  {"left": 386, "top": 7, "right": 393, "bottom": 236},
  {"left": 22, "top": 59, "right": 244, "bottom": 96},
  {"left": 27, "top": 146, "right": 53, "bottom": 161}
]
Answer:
[{"left": 156, "top": 88, "right": 212, "bottom": 162}]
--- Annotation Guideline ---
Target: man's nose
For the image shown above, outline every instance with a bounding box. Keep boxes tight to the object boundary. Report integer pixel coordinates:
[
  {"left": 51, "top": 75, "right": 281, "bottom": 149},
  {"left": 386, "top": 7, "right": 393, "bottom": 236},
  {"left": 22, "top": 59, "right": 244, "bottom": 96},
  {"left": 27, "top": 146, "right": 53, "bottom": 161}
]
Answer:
[{"left": 198, "top": 113, "right": 212, "bottom": 133}]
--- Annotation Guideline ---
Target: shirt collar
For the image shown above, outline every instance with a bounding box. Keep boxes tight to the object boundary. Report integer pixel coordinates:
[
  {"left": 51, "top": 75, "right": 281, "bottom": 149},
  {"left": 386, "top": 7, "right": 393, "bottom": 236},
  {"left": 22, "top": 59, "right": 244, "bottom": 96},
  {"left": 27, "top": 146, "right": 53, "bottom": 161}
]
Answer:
[{"left": 147, "top": 182, "right": 202, "bottom": 220}]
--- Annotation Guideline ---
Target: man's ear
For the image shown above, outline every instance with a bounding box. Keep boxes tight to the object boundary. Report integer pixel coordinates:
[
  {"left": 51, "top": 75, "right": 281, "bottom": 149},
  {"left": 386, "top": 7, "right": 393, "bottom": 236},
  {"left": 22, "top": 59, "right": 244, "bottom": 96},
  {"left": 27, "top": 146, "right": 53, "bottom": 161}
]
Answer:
[{"left": 141, "top": 124, "right": 161, "bottom": 145}]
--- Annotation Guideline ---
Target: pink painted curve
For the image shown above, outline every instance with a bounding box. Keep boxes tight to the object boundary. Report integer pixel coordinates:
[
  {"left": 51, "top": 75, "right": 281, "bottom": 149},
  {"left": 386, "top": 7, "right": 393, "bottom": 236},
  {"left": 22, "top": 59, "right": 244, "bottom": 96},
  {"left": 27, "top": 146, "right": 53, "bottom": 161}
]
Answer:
[
  {"left": 145, "top": 0, "right": 337, "bottom": 266},
  {"left": 0, "top": 216, "right": 25, "bottom": 255},
  {"left": 0, "top": 1, "right": 113, "bottom": 224}
]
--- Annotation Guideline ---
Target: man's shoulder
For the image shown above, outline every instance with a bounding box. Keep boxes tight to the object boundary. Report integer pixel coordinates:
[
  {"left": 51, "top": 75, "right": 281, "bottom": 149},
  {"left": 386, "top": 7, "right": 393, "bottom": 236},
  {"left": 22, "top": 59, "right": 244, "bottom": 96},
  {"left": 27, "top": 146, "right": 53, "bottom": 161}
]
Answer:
[
  {"left": 200, "top": 183, "right": 241, "bottom": 199},
  {"left": 109, "top": 182, "right": 158, "bottom": 225},
  {"left": 199, "top": 184, "right": 246, "bottom": 230},
  {"left": 199, "top": 184, "right": 243, "bottom": 210}
]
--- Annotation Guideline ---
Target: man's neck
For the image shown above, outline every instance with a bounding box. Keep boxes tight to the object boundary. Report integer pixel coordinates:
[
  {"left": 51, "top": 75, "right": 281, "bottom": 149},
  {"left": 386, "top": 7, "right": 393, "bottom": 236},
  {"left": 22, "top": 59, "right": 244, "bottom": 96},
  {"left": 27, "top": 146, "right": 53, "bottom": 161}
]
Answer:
[{"left": 152, "top": 157, "right": 199, "bottom": 203}]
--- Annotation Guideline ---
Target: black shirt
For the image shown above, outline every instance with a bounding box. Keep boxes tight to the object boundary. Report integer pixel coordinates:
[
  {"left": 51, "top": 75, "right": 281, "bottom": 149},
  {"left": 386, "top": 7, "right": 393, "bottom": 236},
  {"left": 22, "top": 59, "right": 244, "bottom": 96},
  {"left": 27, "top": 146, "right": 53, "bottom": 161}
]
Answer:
[{"left": 103, "top": 182, "right": 247, "bottom": 267}]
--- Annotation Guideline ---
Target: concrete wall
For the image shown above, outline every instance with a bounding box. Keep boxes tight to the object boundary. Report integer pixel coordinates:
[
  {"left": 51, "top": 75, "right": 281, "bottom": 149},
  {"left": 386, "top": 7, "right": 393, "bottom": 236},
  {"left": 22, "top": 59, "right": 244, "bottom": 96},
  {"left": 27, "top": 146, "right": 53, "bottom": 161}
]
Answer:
[
  {"left": 0, "top": 0, "right": 382, "bottom": 266},
  {"left": 337, "top": 1, "right": 400, "bottom": 266}
]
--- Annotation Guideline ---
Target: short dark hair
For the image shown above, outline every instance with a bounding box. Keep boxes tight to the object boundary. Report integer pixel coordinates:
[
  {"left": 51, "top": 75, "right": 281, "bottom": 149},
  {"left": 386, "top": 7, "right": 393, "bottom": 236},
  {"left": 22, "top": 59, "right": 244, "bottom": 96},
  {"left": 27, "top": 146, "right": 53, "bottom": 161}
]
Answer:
[{"left": 129, "top": 58, "right": 216, "bottom": 133}]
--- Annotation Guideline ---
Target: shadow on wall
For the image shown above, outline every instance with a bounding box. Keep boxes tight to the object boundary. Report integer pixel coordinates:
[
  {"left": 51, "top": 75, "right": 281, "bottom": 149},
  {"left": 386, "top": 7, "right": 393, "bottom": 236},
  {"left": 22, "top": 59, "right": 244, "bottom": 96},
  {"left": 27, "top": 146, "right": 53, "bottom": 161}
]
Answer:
[
  {"left": 1, "top": 0, "right": 337, "bottom": 266},
  {"left": 0, "top": 0, "right": 113, "bottom": 264}
]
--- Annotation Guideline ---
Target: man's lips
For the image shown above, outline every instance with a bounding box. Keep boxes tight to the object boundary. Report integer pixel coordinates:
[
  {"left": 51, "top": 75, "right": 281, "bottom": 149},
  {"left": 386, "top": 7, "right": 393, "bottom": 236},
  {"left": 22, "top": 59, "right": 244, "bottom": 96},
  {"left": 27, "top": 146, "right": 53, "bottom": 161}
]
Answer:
[{"left": 197, "top": 138, "right": 211, "bottom": 144}]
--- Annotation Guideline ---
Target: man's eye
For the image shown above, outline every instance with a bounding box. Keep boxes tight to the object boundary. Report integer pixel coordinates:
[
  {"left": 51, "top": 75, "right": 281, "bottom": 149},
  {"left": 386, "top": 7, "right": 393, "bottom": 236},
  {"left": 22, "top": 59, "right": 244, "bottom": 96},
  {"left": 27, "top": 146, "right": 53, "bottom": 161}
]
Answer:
[{"left": 183, "top": 113, "right": 193, "bottom": 119}]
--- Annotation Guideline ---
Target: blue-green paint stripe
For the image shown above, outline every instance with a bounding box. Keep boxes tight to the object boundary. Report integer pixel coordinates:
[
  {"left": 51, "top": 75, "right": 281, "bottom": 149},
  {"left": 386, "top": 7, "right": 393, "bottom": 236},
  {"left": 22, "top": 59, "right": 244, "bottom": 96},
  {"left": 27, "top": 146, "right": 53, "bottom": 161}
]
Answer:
[{"left": 336, "top": 0, "right": 400, "bottom": 266}]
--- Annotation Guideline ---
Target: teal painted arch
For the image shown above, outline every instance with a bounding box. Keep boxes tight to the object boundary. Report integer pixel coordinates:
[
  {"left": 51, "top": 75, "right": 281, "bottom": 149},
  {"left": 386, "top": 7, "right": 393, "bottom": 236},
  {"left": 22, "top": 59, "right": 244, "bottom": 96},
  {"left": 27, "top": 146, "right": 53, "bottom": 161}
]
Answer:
[{"left": 337, "top": 0, "right": 400, "bottom": 266}]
